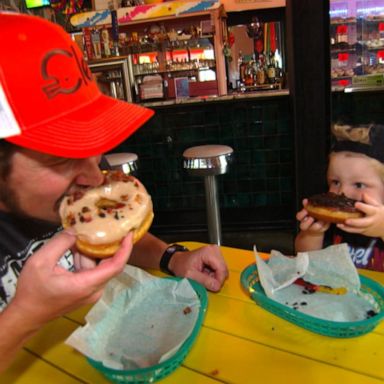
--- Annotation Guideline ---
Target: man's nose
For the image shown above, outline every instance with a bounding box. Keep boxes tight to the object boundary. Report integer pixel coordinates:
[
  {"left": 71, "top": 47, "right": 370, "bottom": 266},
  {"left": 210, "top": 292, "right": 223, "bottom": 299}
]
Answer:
[{"left": 75, "top": 156, "right": 104, "bottom": 187}]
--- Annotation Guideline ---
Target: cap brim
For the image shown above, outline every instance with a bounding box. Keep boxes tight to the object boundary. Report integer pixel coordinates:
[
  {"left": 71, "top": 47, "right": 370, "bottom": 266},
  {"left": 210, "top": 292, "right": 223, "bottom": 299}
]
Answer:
[{"left": 5, "top": 94, "right": 154, "bottom": 158}]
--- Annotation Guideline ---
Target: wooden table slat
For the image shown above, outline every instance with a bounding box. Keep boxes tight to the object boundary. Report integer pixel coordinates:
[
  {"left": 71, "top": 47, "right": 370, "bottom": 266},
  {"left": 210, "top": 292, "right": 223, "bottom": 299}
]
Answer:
[
  {"left": 183, "top": 327, "right": 384, "bottom": 384},
  {"left": 1, "top": 349, "right": 83, "bottom": 384}
]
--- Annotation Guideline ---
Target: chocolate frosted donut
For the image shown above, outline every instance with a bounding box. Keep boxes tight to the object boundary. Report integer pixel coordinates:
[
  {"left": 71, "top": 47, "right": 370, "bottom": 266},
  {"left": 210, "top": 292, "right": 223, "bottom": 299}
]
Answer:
[
  {"left": 60, "top": 171, "right": 154, "bottom": 258},
  {"left": 306, "top": 192, "right": 363, "bottom": 224}
]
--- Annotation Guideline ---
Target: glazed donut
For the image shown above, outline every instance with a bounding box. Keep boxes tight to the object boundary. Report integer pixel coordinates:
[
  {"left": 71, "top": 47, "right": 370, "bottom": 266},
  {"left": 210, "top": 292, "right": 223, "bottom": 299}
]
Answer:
[
  {"left": 59, "top": 171, "right": 154, "bottom": 258},
  {"left": 306, "top": 192, "right": 363, "bottom": 224}
]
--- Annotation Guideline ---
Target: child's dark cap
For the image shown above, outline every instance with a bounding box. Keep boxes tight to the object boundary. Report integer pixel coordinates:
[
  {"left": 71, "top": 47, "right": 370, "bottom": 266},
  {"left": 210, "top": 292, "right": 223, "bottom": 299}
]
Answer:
[{"left": 331, "top": 123, "right": 384, "bottom": 163}]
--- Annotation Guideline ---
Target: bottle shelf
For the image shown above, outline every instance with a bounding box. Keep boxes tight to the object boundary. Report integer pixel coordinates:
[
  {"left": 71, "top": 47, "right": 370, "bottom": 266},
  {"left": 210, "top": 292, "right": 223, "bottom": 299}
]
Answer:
[
  {"left": 133, "top": 65, "right": 216, "bottom": 77},
  {"left": 331, "top": 48, "right": 358, "bottom": 54},
  {"left": 127, "top": 36, "right": 214, "bottom": 54},
  {"left": 330, "top": 11, "right": 384, "bottom": 88},
  {"left": 331, "top": 17, "right": 384, "bottom": 25}
]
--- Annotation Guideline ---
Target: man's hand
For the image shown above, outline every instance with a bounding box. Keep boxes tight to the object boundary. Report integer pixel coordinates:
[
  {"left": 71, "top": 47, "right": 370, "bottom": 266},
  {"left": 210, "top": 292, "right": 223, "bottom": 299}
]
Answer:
[
  {"left": 169, "top": 244, "right": 228, "bottom": 292},
  {"left": 0, "top": 230, "right": 133, "bottom": 372},
  {"left": 11, "top": 230, "right": 133, "bottom": 327}
]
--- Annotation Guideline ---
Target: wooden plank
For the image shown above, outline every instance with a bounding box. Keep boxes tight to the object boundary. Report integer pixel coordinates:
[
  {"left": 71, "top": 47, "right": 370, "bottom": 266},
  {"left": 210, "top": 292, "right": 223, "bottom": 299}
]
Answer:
[
  {"left": 358, "top": 268, "right": 384, "bottom": 285},
  {"left": 11, "top": 311, "right": 382, "bottom": 384},
  {"left": 65, "top": 243, "right": 384, "bottom": 338},
  {"left": 1, "top": 349, "right": 82, "bottom": 384},
  {"left": 204, "top": 288, "right": 384, "bottom": 380},
  {"left": 161, "top": 366, "right": 222, "bottom": 384},
  {"left": 42, "top": 281, "right": 384, "bottom": 382},
  {"left": 25, "top": 242, "right": 384, "bottom": 384},
  {"left": 183, "top": 327, "right": 383, "bottom": 384},
  {"left": 23, "top": 318, "right": 111, "bottom": 384},
  {"left": 11, "top": 288, "right": 384, "bottom": 384},
  {"left": 19, "top": 317, "right": 219, "bottom": 384}
]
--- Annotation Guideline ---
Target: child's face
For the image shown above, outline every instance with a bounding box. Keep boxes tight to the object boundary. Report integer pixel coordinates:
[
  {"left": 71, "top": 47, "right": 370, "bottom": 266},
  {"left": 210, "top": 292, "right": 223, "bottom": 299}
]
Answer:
[{"left": 327, "top": 152, "right": 384, "bottom": 203}]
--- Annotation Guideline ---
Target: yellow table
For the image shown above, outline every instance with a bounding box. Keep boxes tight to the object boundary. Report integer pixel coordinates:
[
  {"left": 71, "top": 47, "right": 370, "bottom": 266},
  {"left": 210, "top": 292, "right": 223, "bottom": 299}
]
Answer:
[{"left": 2, "top": 242, "right": 384, "bottom": 384}]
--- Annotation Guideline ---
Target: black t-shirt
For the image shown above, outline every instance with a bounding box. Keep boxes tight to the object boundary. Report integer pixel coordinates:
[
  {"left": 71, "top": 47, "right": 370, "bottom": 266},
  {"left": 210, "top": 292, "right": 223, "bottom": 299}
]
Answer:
[
  {"left": 0, "top": 211, "right": 74, "bottom": 311},
  {"left": 324, "top": 224, "right": 384, "bottom": 272}
]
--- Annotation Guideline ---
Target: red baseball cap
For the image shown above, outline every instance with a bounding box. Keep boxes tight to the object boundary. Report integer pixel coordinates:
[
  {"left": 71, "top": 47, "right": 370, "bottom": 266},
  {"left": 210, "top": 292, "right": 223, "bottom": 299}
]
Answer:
[{"left": 0, "top": 12, "right": 154, "bottom": 158}]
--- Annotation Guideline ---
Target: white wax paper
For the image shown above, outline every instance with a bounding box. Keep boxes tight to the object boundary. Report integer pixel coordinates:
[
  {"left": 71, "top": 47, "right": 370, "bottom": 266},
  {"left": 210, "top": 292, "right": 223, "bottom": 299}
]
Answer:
[
  {"left": 255, "top": 244, "right": 380, "bottom": 322},
  {"left": 66, "top": 266, "right": 200, "bottom": 370}
]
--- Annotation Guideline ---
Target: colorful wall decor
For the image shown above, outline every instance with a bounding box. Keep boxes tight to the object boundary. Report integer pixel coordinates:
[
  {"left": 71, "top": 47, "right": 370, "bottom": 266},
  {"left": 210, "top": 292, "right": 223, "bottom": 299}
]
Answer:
[{"left": 70, "top": 0, "right": 220, "bottom": 28}]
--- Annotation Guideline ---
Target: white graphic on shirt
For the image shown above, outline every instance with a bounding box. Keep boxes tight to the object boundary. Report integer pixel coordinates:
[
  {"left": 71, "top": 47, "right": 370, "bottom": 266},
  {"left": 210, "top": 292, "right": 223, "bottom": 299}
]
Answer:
[
  {"left": 348, "top": 238, "right": 377, "bottom": 267},
  {"left": 0, "top": 238, "right": 74, "bottom": 311}
]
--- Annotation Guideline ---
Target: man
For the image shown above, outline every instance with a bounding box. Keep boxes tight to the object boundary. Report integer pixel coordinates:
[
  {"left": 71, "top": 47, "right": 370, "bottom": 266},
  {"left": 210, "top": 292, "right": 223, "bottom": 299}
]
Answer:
[{"left": 0, "top": 12, "right": 228, "bottom": 371}]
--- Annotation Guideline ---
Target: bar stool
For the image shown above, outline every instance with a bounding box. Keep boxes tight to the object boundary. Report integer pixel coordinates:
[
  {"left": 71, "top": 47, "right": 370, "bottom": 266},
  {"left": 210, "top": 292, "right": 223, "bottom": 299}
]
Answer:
[
  {"left": 183, "top": 144, "right": 234, "bottom": 245},
  {"left": 104, "top": 152, "right": 139, "bottom": 175}
]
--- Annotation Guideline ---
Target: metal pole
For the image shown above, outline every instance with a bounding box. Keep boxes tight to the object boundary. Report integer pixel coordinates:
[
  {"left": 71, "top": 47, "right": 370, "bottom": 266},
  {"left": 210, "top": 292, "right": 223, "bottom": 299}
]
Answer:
[{"left": 204, "top": 175, "right": 222, "bottom": 245}]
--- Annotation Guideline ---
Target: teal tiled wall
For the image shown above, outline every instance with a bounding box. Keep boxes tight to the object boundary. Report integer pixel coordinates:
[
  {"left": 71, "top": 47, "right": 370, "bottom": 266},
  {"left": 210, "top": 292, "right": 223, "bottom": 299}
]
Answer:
[{"left": 114, "top": 96, "right": 294, "bottom": 231}]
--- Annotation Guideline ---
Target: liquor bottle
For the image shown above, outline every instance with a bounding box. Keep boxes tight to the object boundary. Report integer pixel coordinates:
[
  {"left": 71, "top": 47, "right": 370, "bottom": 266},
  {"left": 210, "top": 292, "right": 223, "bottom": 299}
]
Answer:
[
  {"left": 243, "top": 54, "right": 254, "bottom": 86},
  {"left": 91, "top": 28, "right": 102, "bottom": 59},
  {"left": 83, "top": 27, "right": 93, "bottom": 61},
  {"left": 267, "top": 52, "right": 276, "bottom": 84},
  {"left": 110, "top": 10, "right": 119, "bottom": 56},
  {"left": 256, "top": 55, "right": 266, "bottom": 85},
  {"left": 101, "top": 26, "right": 111, "bottom": 57},
  {"left": 238, "top": 50, "right": 245, "bottom": 84}
]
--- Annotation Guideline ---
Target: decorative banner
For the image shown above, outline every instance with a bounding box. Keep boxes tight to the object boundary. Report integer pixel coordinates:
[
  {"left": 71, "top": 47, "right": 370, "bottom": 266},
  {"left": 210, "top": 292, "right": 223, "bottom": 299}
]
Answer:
[
  {"left": 70, "top": 0, "right": 220, "bottom": 28},
  {"left": 70, "top": 8, "right": 110, "bottom": 27}
]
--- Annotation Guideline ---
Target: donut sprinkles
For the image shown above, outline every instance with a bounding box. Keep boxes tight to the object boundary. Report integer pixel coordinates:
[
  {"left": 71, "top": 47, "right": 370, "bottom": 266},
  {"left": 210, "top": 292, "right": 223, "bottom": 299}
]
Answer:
[
  {"left": 308, "top": 192, "right": 359, "bottom": 213},
  {"left": 60, "top": 171, "right": 153, "bottom": 248}
]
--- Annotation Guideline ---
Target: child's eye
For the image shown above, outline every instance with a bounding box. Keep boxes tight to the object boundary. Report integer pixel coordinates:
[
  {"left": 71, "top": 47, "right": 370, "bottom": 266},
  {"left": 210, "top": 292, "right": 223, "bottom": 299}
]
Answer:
[
  {"left": 329, "top": 179, "right": 340, "bottom": 187},
  {"left": 354, "top": 182, "right": 366, "bottom": 189}
]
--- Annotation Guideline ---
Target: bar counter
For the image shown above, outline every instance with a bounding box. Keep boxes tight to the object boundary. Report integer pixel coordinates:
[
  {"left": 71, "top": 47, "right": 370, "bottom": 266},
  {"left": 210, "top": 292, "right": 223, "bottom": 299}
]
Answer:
[
  {"left": 141, "top": 89, "right": 289, "bottom": 108},
  {"left": 2, "top": 242, "right": 383, "bottom": 383}
]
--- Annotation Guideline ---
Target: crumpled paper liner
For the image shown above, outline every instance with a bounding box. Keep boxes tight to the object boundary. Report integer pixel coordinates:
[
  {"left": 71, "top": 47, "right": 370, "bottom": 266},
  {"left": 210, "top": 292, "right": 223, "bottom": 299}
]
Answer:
[
  {"left": 66, "top": 265, "right": 200, "bottom": 370},
  {"left": 255, "top": 244, "right": 380, "bottom": 322}
]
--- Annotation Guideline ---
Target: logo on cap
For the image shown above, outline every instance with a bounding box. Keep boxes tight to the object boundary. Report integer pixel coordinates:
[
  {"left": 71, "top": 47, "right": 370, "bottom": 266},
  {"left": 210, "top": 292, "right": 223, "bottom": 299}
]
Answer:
[{"left": 41, "top": 46, "right": 93, "bottom": 99}]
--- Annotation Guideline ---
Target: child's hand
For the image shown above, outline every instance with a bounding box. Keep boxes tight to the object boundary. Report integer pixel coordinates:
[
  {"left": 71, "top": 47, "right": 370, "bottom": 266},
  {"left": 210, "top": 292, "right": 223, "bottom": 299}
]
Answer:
[
  {"left": 338, "top": 193, "right": 384, "bottom": 238},
  {"left": 295, "top": 199, "right": 329, "bottom": 253},
  {"left": 296, "top": 199, "right": 330, "bottom": 234}
]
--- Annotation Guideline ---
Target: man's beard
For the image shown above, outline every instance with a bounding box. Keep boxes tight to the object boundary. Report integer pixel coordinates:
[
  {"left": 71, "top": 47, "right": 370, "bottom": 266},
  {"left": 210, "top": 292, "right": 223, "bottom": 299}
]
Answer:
[
  {"left": 0, "top": 181, "right": 61, "bottom": 224},
  {"left": 0, "top": 182, "right": 25, "bottom": 217}
]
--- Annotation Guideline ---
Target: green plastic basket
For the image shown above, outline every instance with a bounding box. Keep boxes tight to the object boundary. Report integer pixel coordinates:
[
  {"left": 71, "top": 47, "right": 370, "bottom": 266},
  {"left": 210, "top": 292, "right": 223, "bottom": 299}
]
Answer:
[
  {"left": 241, "top": 263, "right": 384, "bottom": 338},
  {"left": 87, "top": 278, "right": 207, "bottom": 383}
]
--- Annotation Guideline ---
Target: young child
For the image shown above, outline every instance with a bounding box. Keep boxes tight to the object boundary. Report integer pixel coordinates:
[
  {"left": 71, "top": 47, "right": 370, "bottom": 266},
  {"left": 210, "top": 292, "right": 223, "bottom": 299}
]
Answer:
[{"left": 295, "top": 123, "right": 384, "bottom": 271}]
